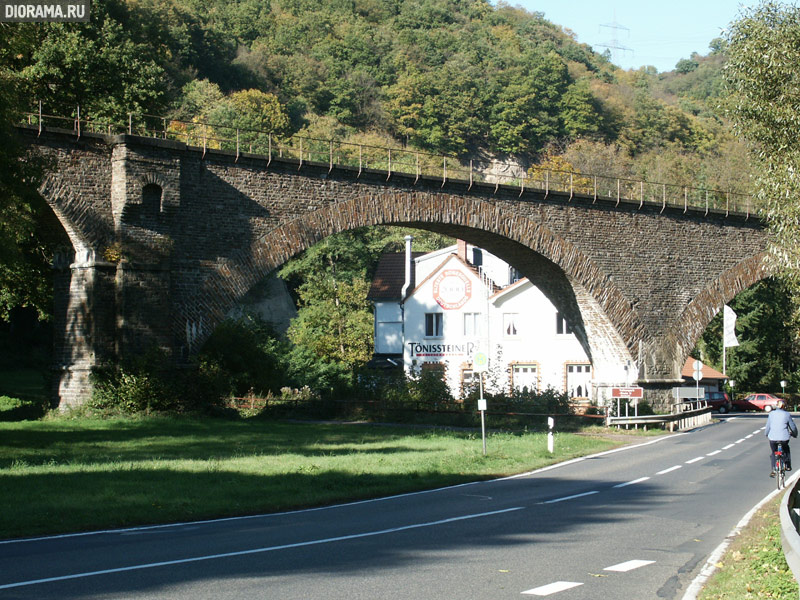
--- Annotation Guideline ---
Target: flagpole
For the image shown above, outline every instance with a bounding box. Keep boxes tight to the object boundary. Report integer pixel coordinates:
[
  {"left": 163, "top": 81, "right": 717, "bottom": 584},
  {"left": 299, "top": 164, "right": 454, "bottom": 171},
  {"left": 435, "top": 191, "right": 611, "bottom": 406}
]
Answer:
[{"left": 723, "top": 344, "right": 726, "bottom": 376}]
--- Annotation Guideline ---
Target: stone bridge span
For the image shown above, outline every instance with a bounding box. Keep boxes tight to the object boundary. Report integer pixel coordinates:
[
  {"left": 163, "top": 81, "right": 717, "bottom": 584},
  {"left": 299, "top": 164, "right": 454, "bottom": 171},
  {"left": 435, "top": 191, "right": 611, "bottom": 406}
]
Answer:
[{"left": 19, "top": 125, "right": 770, "bottom": 408}]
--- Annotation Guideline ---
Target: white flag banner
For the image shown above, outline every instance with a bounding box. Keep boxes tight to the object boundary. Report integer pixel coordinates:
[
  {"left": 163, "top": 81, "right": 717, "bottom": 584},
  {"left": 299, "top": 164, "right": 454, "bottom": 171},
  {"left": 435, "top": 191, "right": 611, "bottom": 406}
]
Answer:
[{"left": 723, "top": 305, "right": 739, "bottom": 348}]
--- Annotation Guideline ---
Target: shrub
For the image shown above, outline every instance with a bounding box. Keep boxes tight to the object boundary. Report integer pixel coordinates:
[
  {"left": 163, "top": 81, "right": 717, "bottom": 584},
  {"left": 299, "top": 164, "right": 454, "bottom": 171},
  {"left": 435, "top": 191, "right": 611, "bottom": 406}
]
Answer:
[
  {"left": 198, "top": 317, "right": 284, "bottom": 397},
  {"left": 89, "top": 347, "right": 228, "bottom": 415},
  {"left": 406, "top": 368, "right": 453, "bottom": 406}
]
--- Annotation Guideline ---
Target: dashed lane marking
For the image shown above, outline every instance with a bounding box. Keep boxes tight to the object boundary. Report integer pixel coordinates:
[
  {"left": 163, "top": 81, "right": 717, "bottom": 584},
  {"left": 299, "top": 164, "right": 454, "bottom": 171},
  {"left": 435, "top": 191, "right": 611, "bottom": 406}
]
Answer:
[
  {"left": 541, "top": 491, "right": 599, "bottom": 505},
  {"left": 722, "top": 444, "right": 735, "bottom": 450},
  {"left": 521, "top": 581, "right": 583, "bottom": 596},
  {"left": 686, "top": 457, "right": 704, "bottom": 464},
  {"left": 613, "top": 477, "right": 650, "bottom": 488},
  {"left": 604, "top": 559, "right": 656, "bottom": 572},
  {"left": 707, "top": 450, "right": 721, "bottom": 456},
  {"left": 657, "top": 465, "right": 682, "bottom": 475}
]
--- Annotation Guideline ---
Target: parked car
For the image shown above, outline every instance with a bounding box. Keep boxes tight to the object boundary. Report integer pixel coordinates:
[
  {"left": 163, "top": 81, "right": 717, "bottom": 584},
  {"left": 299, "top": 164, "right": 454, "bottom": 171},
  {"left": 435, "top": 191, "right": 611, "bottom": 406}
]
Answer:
[
  {"left": 705, "top": 391, "right": 732, "bottom": 413},
  {"left": 732, "top": 393, "right": 782, "bottom": 412}
]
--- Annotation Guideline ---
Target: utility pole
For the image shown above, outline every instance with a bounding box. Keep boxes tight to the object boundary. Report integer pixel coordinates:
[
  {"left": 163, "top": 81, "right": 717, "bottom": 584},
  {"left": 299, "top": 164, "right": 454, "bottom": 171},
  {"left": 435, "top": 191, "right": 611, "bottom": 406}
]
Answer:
[{"left": 596, "top": 13, "right": 632, "bottom": 66}]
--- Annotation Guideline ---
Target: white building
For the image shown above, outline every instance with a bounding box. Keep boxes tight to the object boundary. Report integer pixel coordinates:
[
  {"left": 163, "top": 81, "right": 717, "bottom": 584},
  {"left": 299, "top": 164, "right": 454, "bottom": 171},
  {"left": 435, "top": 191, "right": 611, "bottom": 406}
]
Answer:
[{"left": 368, "top": 237, "right": 594, "bottom": 401}]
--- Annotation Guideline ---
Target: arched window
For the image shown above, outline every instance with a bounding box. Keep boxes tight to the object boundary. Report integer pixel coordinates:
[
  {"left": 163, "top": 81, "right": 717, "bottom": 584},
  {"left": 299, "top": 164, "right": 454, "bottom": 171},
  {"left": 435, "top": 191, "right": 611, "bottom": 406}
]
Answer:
[{"left": 141, "top": 184, "right": 162, "bottom": 220}]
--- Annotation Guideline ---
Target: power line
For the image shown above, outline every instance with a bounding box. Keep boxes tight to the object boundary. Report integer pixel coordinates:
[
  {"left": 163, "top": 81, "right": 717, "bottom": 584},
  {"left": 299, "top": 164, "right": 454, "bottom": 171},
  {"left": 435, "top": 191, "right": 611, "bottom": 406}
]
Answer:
[{"left": 596, "top": 13, "right": 633, "bottom": 65}]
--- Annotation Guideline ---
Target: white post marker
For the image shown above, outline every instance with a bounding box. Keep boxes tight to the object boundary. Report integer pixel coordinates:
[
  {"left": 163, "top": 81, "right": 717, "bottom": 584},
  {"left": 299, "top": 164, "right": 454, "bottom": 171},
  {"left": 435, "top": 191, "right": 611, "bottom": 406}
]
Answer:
[
  {"left": 548, "top": 417, "right": 555, "bottom": 453},
  {"left": 474, "top": 351, "right": 488, "bottom": 455}
]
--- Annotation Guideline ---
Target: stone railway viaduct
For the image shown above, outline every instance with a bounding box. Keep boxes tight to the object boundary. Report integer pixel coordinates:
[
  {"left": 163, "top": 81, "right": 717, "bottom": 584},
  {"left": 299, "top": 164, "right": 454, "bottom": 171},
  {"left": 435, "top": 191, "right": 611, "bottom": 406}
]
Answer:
[{"left": 18, "top": 125, "right": 770, "bottom": 408}]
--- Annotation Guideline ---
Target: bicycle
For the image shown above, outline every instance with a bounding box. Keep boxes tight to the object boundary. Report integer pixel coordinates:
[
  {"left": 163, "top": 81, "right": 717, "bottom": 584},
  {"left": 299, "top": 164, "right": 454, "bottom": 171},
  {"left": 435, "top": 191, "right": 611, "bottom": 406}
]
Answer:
[{"left": 774, "top": 442, "right": 787, "bottom": 490}]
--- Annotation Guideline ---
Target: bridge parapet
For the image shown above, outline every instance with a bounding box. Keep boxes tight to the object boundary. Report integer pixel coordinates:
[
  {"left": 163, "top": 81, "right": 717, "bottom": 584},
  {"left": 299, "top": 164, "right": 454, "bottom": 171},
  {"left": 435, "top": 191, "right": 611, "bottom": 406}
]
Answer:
[{"left": 20, "top": 109, "right": 760, "bottom": 218}]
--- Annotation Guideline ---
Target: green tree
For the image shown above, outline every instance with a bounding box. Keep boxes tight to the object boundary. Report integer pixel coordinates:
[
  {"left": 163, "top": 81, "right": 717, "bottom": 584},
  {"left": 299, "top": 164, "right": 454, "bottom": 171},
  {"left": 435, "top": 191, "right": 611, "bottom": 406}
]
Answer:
[
  {"left": 17, "top": 2, "right": 167, "bottom": 122},
  {"left": 697, "top": 279, "right": 800, "bottom": 392},
  {"left": 724, "top": 1, "right": 800, "bottom": 286},
  {"left": 287, "top": 275, "right": 374, "bottom": 368},
  {"left": 207, "top": 89, "right": 290, "bottom": 150},
  {"left": 0, "top": 25, "right": 66, "bottom": 320}
]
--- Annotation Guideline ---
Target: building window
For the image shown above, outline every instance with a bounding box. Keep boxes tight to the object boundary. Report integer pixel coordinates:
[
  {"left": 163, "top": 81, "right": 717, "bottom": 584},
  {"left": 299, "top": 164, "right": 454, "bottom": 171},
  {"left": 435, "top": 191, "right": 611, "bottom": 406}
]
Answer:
[
  {"left": 566, "top": 363, "right": 592, "bottom": 399},
  {"left": 462, "top": 369, "right": 480, "bottom": 386},
  {"left": 556, "top": 312, "right": 573, "bottom": 335},
  {"left": 512, "top": 364, "right": 539, "bottom": 393},
  {"left": 425, "top": 313, "right": 443, "bottom": 337},
  {"left": 464, "top": 312, "right": 482, "bottom": 337},
  {"left": 503, "top": 313, "right": 519, "bottom": 337}
]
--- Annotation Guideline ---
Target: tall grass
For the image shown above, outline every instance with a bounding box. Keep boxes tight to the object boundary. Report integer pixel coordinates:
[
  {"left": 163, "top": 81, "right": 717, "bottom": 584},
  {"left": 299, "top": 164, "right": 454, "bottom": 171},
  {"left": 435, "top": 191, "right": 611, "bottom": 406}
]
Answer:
[{"left": 0, "top": 417, "right": 625, "bottom": 539}]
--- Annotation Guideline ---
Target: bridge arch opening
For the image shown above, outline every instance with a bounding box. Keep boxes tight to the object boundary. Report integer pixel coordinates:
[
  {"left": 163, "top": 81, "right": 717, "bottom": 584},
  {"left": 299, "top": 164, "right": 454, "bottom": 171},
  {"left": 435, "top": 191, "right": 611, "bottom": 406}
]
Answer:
[{"left": 194, "top": 211, "right": 639, "bottom": 406}]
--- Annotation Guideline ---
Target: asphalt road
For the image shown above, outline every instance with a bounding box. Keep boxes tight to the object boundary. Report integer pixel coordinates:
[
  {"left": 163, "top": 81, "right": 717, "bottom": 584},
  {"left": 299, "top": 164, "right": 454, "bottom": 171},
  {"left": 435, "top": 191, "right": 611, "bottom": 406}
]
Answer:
[{"left": 0, "top": 414, "right": 786, "bottom": 599}]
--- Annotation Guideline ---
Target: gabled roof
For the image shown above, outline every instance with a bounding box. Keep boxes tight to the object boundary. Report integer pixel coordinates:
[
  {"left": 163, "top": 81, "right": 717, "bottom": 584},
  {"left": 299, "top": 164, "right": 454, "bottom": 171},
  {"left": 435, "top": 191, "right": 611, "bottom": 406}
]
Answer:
[
  {"left": 406, "top": 253, "right": 491, "bottom": 298},
  {"left": 490, "top": 276, "right": 529, "bottom": 301},
  {"left": 681, "top": 358, "right": 728, "bottom": 380},
  {"left": 367, "top": 252, "right": 425, "bottom": 300}
]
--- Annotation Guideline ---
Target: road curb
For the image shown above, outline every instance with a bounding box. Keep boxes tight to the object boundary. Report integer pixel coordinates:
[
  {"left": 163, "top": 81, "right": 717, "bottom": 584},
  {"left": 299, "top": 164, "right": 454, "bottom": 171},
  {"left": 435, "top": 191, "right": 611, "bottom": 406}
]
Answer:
[{"left": 681, "top": 470, "right": 800, "bottom": 599}]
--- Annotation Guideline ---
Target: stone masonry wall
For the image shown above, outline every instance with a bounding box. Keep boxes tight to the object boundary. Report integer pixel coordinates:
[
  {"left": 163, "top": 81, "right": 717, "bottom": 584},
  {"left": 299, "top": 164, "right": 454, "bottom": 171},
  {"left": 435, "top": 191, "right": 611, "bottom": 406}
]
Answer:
[{"left": 20, "top": 127, "right": 770, "bottom": 408}]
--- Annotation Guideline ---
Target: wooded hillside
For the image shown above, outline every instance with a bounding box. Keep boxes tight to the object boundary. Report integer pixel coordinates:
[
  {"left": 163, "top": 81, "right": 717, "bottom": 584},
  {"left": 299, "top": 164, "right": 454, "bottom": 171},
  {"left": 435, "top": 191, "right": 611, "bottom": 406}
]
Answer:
[{"left": 3, "top": 0, "right": 751, "bottom": 192}]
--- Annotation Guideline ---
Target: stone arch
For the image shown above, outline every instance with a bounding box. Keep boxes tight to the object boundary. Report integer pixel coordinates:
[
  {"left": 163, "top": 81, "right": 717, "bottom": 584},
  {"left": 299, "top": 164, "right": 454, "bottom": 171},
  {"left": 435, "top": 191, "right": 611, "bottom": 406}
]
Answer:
[
  {"left": 178, "top": 193, "right": 642, "bottom": 394},
  {"left": 657, "top": 252, "right": 772, "bottom": 374}
]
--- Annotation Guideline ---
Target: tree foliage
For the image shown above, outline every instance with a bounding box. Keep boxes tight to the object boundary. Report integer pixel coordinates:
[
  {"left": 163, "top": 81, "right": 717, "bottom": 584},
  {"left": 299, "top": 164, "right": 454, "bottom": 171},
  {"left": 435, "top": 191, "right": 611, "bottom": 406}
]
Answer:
[
  {"left": 697, "top": 279, "right": 800, "bottom": 393},
  {"left": 724, "top": 1, "right": 800, "bottom": 287}
]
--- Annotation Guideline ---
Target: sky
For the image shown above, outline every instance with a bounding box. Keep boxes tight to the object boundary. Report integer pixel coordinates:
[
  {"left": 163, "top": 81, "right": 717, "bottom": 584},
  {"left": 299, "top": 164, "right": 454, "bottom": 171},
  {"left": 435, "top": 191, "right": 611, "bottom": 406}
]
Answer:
[{"left": 511, "top": 1, "right": 756, "bottom": 72}]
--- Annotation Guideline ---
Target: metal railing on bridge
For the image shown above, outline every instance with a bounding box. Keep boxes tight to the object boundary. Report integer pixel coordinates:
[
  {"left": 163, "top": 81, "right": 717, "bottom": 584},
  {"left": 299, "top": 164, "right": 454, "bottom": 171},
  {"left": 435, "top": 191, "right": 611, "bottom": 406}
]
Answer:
[
  {"left": 606, "top": 400, "right": 713, "bottom": 432},
  {"left": 20, "top": 106, "right": 760, "bottom": 218}
]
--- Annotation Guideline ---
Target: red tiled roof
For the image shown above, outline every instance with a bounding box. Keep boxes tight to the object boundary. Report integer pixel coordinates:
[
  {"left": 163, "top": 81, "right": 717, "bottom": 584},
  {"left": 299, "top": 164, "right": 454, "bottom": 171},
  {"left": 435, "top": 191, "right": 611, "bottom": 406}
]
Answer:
[
  {"left": 367, "top": 252, "right": 425, "bottom": 300},
  {"left": 681, "top": 357, "right": 728, "bottom": 380}
]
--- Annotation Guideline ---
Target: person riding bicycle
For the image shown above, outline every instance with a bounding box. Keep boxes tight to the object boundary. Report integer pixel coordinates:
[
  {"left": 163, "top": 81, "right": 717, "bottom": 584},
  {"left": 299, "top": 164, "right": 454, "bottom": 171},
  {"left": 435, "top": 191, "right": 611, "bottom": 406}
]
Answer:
[{"left": 766, "top": 398, "right": 798, "bottom": 477}]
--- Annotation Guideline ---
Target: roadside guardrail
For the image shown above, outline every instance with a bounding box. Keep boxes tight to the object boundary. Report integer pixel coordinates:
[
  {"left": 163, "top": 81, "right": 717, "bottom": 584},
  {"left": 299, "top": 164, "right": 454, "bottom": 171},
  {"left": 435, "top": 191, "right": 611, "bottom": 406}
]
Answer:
[
  {"left": 781, "top": 477, "right": 800, "bottom": 597},
  {"left": 607, "top": 401, "right": 713, "bottom": 432}
]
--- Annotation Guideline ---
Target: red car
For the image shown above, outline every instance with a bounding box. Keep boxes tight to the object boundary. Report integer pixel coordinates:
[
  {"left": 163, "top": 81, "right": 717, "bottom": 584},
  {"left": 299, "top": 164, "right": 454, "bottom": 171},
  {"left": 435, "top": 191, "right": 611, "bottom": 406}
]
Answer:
[
  {"left": 705, "top": 391, "right": 732, "bottom": 413},
  {"left": 733, "top": 393, "right": 782, "bottom": 412}
]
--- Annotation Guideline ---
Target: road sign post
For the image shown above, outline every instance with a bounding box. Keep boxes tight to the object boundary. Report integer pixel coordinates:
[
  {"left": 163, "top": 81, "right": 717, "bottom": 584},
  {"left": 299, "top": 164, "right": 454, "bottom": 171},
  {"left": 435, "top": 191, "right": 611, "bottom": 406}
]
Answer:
[
  {"left": 611, "top": 387, "right": 644, "bottom": 429},
  {"left": 693, "top": 360, "right": 703, "bottom": 407}
]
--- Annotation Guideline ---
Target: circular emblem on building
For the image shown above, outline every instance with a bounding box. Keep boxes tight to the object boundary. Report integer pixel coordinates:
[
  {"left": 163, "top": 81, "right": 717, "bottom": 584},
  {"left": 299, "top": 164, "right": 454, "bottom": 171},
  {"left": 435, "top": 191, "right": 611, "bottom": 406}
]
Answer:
[{"left": 432, "top": 269, "right": 472, "bottom": 310}]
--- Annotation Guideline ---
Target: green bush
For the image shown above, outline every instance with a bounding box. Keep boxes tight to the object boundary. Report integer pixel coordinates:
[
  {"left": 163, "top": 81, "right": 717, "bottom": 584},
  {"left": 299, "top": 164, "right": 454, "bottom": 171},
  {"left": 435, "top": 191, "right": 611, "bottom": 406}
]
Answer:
[
  {"left": 89, "top": 348, "right": 228, "bottom": 416},
  {"left": 406, "top": 368, "right": 453, "bottom": 406},
  {"left": 198, "top": 317, "right": 284, "bottom": 397}
]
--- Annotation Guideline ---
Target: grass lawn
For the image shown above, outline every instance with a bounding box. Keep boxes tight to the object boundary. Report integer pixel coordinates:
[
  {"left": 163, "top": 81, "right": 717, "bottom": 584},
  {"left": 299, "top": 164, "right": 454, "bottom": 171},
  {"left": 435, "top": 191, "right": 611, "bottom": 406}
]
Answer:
[
  {"left": 699, "top": 495, "right": 798, "bottom": 599},
  {"left": 0, "top": 417, "right": 639, "bottom": 540}
]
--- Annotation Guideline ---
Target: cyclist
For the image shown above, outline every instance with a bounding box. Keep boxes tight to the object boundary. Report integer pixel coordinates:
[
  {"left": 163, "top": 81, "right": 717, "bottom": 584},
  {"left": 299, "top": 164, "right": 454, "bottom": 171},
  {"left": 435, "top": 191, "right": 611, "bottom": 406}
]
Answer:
[{"left": 766, "top": 398, "right": 798, "bottom": 477}]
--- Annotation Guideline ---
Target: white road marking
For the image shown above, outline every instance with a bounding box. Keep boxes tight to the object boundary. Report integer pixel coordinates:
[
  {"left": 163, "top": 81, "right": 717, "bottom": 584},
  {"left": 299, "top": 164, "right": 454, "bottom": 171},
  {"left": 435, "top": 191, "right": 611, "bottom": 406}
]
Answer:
[
  {"left": 746, "top": 434, "right": 753, "bottom": 439},
  {"left": 1, "top": 432, "right": 686, "bottom": 548},
  {"left": 657, "top": 465, "right": 682, "bottom": 475},
  {"left": 707, "top": 450, "right": 721, "bottom": 456},
  {"left": 686, "top": 457, "right": 704, "bottom": 464},
  {"left": 0, "top": 507, "right": 524, "bottom": 590},
  {"left": 722, "top": 444, "right": 735, "bottom": 450},
  {"left": 522, "top": 581, "right": 583, "bottom": 595},
  {"left": 541, "top": 491, "right": 599, "bottom": 504},
  {"left": 735, "top": 439, "right": 746, "bottom": 444},
  {"left": 613, "top": 477, "right": 650, "bottom": 488},
  {"left": 604, "top": 559, "right": 655, "bottom": 572},
  {"left": 755, "top": 429, "right": 764, "bottom": 434}
]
